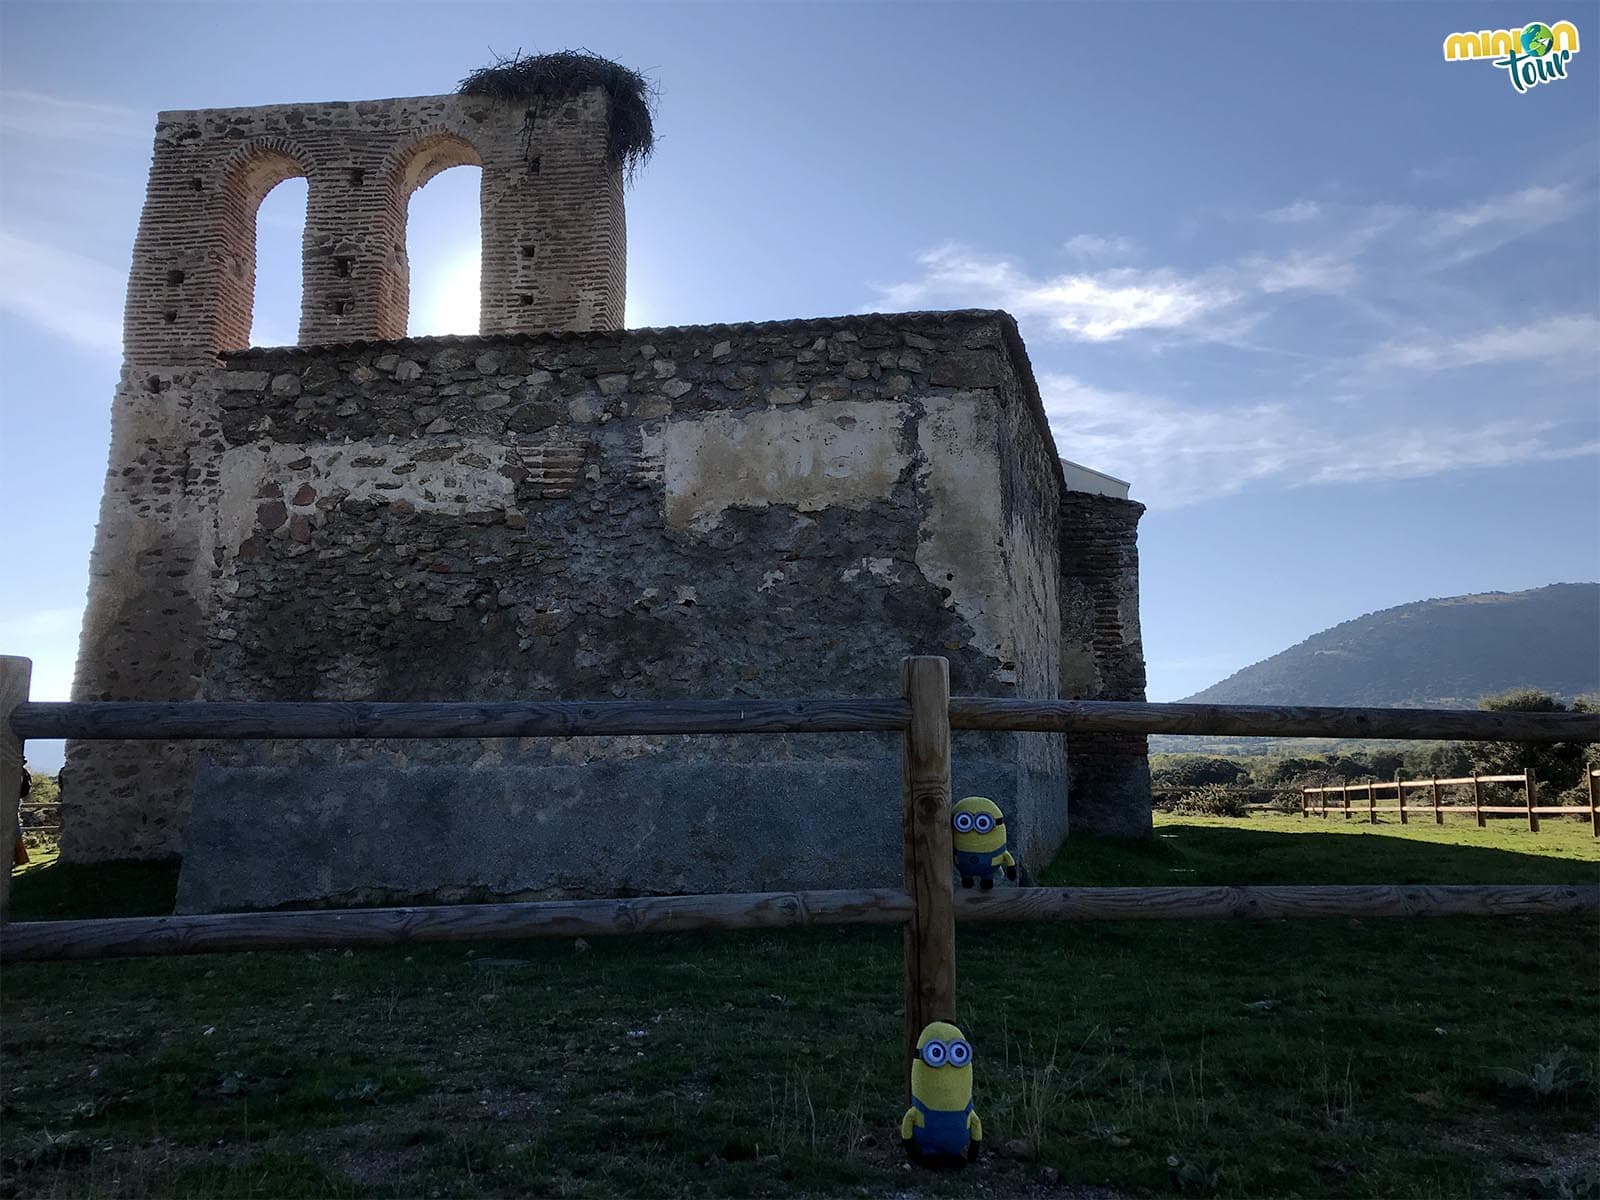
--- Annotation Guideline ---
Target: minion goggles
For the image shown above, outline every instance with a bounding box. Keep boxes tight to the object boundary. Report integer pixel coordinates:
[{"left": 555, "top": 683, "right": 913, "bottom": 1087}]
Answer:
[
  {"left": 952, "top": 811, "right": 1002, "bottom": 834},
  {"left": 918, "top": 1038, "right": 974, "bottom": 1067}
]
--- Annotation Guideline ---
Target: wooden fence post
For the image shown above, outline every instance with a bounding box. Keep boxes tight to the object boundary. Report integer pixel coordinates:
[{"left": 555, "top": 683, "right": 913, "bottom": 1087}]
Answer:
[
  {"left": 1300, "top": 787, "right": 1307, "bottom": 819},
  {"left": 1368, "top": 781, "right": 1376, "bottom": 824},
  {"left": 901, "top": 656, "right": 954, "bottom": 1101},
  {"left": 1397, "top": 774, "right": 1407, "bottom": 825},
  {"left": 1, "top": 656, "right": 32, "bottom": 924},
  {"left": 1525, "top": 768, "right": 1538, "bottom": 833},
  {"left": 1474, "top": 772, "right": 1485, "bottom": 828},
  {"left": 1432, "top": 777, "right": 1442, "bottom": 825},
  {"left": 1588, "top": 770, "right": 1598, "bottom": 839}
]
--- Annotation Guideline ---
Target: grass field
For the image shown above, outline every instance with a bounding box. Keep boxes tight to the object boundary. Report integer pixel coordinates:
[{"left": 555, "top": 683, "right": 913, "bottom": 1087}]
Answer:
[{"left": 3, "top": 815, "right": 1596, "bottom": 1198}]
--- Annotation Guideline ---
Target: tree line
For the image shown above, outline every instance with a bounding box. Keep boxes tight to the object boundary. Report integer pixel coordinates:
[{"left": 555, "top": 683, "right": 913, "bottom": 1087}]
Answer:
[{"left": 1151, "top": 689, "right": 1598, "bottom": 816}]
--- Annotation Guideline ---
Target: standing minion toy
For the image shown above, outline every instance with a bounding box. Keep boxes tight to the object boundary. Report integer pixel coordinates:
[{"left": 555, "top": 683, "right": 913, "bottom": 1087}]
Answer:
[
  {"left": 952, "top": 796, "right": 1017, "bottom": 889},
  {"left": 901, "top": 1020, "right": 983, "bottom": 1165}
]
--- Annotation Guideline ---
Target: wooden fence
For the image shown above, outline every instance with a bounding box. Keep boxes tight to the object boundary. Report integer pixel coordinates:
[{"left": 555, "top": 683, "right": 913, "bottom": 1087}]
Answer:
[
  {"left": 1302, "top": 770, "right": 1599, "bottom": 837},
  {"left": 16, "top": 801, "right": 60, "bottom": 835},
  {"left": 2, "top": 653, "right": 1597, "bottom": 1095}
]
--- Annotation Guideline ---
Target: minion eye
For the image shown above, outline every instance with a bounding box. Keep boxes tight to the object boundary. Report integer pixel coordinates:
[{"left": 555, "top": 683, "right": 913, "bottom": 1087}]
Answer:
[
  {"left": 949, "top": 1040, "right": 972, "bottom": 1066},
  {"left": 922, "top": 1040, "right": 948, "bottom": 1067},
  {"left": 953, "top": 813, "right": 974, "bottom": 833},
  {"left": 974, "top": 814, "right": 993, "bottom": 833}
]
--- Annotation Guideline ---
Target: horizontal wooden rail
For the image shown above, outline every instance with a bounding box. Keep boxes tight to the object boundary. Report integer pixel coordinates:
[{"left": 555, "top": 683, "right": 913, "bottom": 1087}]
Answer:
[
  {"left": 0, "top": 888, "right": 916, "bottom": 962},
  {"left": 949, "top": 699, "right": 1598, "bottom": 743},
  {"left": 14, "top": 698, "right": 1598, "bottom": 744},
  {"left": 952, "top": 884, "right": 1599, "bottom": 922},
  {"left": 9, "top": 698, "right": 912, "bottom": 741},
  {"left": 6, "top": 884, "right": 1594, "bottom": 963},
  {"left": 1319, "top": 805, "right": 1581, "bottom": 816},
  {"left": 1303, "top": 775, "right": 1524, "bottom": 793}
]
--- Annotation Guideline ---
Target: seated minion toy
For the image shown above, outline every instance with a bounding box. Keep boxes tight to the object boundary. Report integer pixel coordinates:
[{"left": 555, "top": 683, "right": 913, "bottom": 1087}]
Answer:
[
  {"left": 901, "top": 1020, "right": 983, "bottom": 1165},
  {"left": 952, "top": 795, "right": 1017, "bottom": 889}
]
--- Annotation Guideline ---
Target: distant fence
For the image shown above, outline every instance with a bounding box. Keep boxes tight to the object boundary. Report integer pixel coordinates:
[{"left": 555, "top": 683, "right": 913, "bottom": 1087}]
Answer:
[
  {"left": 1302, "top": 770, "right": 1599, "bottom": 837},
  {"left": 16, "top": 801, "right": 60, "bottom": 834},
  {"left": 2, "top": 653, "right": 1596, "bottom": 1100}
]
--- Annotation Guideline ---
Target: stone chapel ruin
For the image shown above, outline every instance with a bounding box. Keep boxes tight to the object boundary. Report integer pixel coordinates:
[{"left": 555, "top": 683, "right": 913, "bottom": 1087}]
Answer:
[{"left": 62, "top": 54, "right": 1151, "bottom": 911}]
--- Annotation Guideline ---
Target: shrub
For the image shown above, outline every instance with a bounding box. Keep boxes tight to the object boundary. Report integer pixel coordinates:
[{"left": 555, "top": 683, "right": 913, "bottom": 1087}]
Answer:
[
  {"left": 1151, "top": 755, "right": 1249, "bottom": 790},
  {"left": 1173, "top": 784, "right": 1250, "bottom": 817},
  {"left": 1554, "top": 784, "right": 1591, "bottom": 808},
  {"left": 1489, "top": 1047, "right": 1587, "bottom": 1106},
  {"left": 1266, "top": 790, "right": 1303, "bottom": 814},
  {"left": 1470, "top": 690, "right": 1595, "bottom": 796},
  {"left": 26, "top": 772, "right": 59, "bottom": 805}
]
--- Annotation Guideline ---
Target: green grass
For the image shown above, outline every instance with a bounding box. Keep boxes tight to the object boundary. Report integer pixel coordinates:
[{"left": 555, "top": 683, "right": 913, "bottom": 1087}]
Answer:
[
  {"left": 3, "top": 816, "right": 1596, "bottom": 1198},
  {"left": 1043, "top": 811, "right": 1600, "bottom": 887}
]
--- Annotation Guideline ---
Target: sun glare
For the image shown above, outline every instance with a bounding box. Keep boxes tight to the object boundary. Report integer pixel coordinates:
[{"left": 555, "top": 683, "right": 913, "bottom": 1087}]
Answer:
[
  {"left": 405, "top": 164, "right": 482, "bottom": 337},
  {"left": 414, "top": 252, "right": 480, "bottom": 337}
]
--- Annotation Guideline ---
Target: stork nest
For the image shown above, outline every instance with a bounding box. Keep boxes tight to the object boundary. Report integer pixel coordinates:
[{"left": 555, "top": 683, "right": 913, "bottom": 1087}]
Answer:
[{"left": 457, "top": 49, "right": 656, "bottom": 176}]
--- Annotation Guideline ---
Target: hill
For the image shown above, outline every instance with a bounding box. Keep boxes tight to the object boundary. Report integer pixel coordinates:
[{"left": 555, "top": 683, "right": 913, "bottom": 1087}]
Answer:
[{"left": 1181, "top": 583, "right": 1599, "bottom": 709}]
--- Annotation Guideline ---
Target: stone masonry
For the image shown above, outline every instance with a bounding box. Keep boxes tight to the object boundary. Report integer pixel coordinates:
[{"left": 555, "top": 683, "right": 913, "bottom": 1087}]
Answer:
[
  {"left": 65, "top": 81, "right": 626, "bottom": 861},
  {"left": 63, "top": 69, "right": 1152, "bottom": 900},
  {"left": 1059, "top": 492, "right": 1152, "bottom": 838},
  {"left": 171, "top": 311, "right": 1076, "bottom": 910}
]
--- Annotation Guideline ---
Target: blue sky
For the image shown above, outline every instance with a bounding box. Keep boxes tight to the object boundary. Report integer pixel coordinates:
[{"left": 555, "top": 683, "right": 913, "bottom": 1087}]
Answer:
[{"left": 2, "top": 1, "right": 1597, "bottom": 771}]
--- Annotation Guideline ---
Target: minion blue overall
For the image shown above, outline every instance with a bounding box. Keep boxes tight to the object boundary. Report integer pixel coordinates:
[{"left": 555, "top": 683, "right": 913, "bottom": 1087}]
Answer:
[
  {"left": 901, "top": 1020, "right": 983, "bottom": 1166},
  {"left": 951, "top": 796, "right": 1018, "bottom": 889}
]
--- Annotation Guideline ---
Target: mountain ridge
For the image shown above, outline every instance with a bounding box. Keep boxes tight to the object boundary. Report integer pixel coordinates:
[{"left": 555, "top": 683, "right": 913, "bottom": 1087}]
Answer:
[{"left": 1179, "top": 582, "right": 1599, "bottom": 709}]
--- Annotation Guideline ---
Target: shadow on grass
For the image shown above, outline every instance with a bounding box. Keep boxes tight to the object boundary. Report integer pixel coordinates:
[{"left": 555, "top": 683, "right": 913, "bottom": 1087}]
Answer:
[
  {"left": 8, "top": 858, "right": 180, "bottom": 921},
  {"left": 1042, "top": 820, "right": 1600, "bottom": 888},
  {"left": 10, "top": 818, "right": 1595, "bottom": 924}
]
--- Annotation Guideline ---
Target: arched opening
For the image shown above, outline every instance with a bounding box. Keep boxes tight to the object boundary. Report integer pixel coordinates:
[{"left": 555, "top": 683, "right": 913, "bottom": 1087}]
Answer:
[
  {"left": 249, "top": 176, "right": 307, "bottom": 347},
  {"left": 214, "top": 148, "right": 307, "bottom": 352},
  {"left": 394, "top": 134, "right": 483, "bottom": 338}
]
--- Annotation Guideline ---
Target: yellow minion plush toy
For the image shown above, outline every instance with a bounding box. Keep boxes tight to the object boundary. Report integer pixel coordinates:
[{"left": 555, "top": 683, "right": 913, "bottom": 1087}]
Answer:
[
  {"left": 952, "top": 796, "right": 1017, "bottom": 889},
  {"left": 901, "top": 1020, "right": 983, "bottom": 1165}
]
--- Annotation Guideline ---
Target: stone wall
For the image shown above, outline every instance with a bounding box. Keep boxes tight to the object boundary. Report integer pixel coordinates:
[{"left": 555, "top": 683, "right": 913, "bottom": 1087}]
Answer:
[
  {"left": 1058, "top": 491, "right": 1151, "bottom": 838},
  {"left": 63, "top": 84, "right": 627, "bottom": 862},
  {"left": 53, "top": 309, "right": 1074, "bottom": 907}
]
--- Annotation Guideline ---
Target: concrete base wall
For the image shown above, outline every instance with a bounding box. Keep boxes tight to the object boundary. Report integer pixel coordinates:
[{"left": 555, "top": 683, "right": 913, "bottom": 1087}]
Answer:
[{"left": 176, "top": 734, "right": 1056, "bottom": 911}]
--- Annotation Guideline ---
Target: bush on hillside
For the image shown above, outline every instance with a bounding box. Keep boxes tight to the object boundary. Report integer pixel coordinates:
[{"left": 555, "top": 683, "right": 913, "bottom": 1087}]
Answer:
[
  {"left": 1402, "top": 742, "right": 1475, "bottom": 780},
  {"left": 1151, "top": 755, "right": 1250, "bottom": 790},
  {"left": 1470, "top": 690, "right": 1595, "bottom": 796},
  {"left": 1173, "top": 784, "right": 1250, "bottom": 818}
]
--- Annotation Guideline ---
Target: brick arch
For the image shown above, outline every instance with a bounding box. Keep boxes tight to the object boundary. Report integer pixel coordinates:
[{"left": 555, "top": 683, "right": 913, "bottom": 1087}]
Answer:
[
  {"left": 373, "top": 129, "right": 485, "bottom": 338},
  {"left": 210, "top": 139, "right": 314, "bottom": 352},
  {"left": 388, "top": 129, "right": 483, "bottom": 195}
]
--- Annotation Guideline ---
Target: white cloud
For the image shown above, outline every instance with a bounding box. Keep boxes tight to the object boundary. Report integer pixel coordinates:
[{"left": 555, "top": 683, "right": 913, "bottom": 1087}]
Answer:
[
  {"left": 1247, "top": 251, "right": 1359, "bottom": 294},
  {"left": 1063, "top": 233, "right": 1137, "bottom": 259},
  {"left": 0, "top": 230, "right": 124, "bottom": 354},
  {"left": 1423, "top": 183, "right": 1589, "bottom": 267},
  {"left": 1433, "top": 184, "right": 1579, "bottom": 238},
  {"left": 1264, "top": 200, "right": 1322, "bottom": 223},
  {"left": 875, "top": 244, "right": 1237, "bottom": 342},
  {"left": 1369, "top": 315, "right": 1600, "bottom": 372},
  {"left": 0, "top": 89, "right": 147, "bottom": 142},
  {"left": 1041, "top": 373, "right": 1598, "bottom": 509}
]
